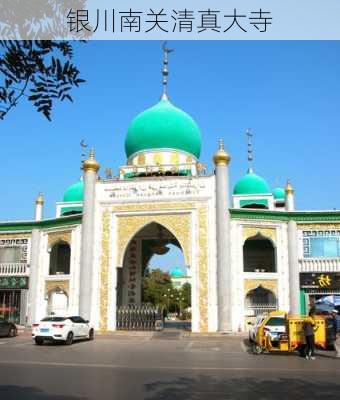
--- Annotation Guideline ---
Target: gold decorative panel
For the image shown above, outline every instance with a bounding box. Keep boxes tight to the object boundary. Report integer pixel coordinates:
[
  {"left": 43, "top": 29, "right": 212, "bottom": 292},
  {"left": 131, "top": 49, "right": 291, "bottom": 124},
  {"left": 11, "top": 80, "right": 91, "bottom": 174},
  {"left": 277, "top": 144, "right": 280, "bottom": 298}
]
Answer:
[
  {"left": 153, "top": 153, "right": 162, "bottom": 165},
  {"left": 243, "top": 227, "right": 276, "bottom": 244},
  {"left": 137, "top": 153, "right": 145, "bottom": 165},
  {"left": 244, "top": 279, "right": 278, "bottom": 296},
  {"left": 186, "top": 155, "right": 193, "bottom": 164},
  {"left": 99, "top": 209, "right": 110, "bottom": 332},
  {"left": 116, "top": 213, "right": 191, "bottom": 267},
  {"left": 298, "top": 224, "right": 340, "bottom": 230},
  {"left": 45, "top": 280, "right": 69, "bottom": 295},
  {"left": 48, "top": 231, "right": 71, "bottom": 247},
  {"left": 198, "top": 207, "right": 208, "bottom": 332},
  {"left": 171, "top": 153, "right": 179, "bottom": 165}
]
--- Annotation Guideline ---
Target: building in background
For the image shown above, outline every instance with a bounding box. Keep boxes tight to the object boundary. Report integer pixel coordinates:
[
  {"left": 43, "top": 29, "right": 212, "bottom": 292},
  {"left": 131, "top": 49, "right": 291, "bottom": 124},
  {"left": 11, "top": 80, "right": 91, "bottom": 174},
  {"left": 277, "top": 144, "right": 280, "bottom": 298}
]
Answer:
[{"left": 170, "top": 266, "right": 191, "bottom": 289}]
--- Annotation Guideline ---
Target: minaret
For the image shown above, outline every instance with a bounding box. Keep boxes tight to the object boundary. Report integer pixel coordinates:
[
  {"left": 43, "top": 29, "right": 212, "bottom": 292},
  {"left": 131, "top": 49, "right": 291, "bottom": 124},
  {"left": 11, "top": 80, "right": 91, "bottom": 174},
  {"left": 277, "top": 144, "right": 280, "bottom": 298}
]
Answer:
[
  {"left": 213, "top": 139, "right": 232, "bottom": 332},
  {"left": 285, "top": 179, "right": 300, "bottom": 313},
  {"left": 28, "top": 193, "right": 44, "bottom": 324},
  {"left": 161, "top": 41, "right": 174, "bottom": 100},
  {"left": 34, "top": 193, "right": 44, "bottom": 221},
  {"left": 285, "top": 180, "right": 295, "bottom": 211},
  {"left": 246, "top": 129, "right": 254, "bottom": 173},
  {"left": 79, "top": 148, "right": 100, "bottom": 320}
]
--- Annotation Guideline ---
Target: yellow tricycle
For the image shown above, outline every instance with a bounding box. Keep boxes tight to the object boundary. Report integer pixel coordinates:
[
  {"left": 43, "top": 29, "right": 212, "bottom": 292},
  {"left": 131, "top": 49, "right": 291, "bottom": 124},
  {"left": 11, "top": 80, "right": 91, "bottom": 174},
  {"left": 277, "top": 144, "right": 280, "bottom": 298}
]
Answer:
[{"left": 252, "top": 311, "right": 327, "bottom": 355}]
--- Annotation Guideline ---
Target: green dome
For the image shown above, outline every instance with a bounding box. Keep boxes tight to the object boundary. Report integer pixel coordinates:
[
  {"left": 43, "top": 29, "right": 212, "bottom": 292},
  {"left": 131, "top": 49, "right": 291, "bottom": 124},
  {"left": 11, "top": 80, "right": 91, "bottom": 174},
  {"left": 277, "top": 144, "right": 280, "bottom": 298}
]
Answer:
[
  {"left": 125, "top": 99, "right": 201, "bottom": 159},
  {"left": 272, "top": 187, "right": 285, "bottom": 200},
  {"left": 233, "top": 170, "right": 270, "bottom": 195},
  {"left": 63, "top": 180, "right": 84, "bottom": 202},
  {"left": 170, "top": 266, "right": 185, "bottom": 278}
]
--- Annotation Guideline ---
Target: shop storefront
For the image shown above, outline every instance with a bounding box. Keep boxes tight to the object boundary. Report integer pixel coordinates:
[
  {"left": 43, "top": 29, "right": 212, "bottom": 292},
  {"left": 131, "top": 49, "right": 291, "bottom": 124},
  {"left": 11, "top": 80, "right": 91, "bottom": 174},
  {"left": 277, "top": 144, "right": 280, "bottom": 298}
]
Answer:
[
  {"left": 300, "top": 272, "right": 340, "bottom": 314},
  {"left": 0, "top": 276, "right": 29, "bottom": 324}
]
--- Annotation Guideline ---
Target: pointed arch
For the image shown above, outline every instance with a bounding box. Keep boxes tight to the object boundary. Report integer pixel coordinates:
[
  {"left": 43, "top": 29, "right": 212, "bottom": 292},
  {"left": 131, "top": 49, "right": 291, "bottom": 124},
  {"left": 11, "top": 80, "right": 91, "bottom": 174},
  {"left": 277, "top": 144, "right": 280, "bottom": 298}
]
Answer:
[{"left": 116, "top": 214, "right": 190, "bottom": 267}]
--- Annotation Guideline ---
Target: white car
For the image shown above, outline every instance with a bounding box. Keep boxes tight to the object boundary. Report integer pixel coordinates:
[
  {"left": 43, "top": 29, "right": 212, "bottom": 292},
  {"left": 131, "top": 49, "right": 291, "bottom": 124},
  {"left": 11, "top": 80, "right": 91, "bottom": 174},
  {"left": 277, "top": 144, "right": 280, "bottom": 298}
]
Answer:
[
  {"left": 32, "top": 316, "right": 94, "bottom": 345},
  {"left": 248, "top": 314, "right": 286, "bottom": 342}
]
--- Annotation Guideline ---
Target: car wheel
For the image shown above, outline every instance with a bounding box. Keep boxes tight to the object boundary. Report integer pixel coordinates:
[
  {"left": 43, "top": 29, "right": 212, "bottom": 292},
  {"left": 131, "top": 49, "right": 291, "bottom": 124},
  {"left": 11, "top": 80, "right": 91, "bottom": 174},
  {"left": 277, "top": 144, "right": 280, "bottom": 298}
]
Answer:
[
  {"left": 88, "top": 329, "right": 94, "bottom": 341},
  {"left": 65, "top": 332, "right": 73, "bottom": 345},
  {"left": 8, "top": 327, "right": 16, "bottom": 338},
  {"left": 252, "top": 344, "right": 263, "bottom": 355},
  {"left": 35, "top": 338, "right": 44, "bottom": 345}
]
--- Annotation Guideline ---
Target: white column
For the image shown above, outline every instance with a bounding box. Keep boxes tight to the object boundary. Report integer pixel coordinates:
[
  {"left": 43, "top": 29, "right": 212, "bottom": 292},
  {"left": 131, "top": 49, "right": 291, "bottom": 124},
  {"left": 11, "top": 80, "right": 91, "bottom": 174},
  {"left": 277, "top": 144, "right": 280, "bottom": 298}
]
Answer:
[
  {"left": 288, "top": 220, "right": 300, "bottom": 314},
  {"left": 79, "top": 149, "right": 100, "bottom": 320},
  {"left": 27, "top": 229, "right": 41, "bottom": 325},
  {"left": 213, "top": 139, "right": 232, "bottom": 332},
  {"left": 34, "top": 194, "right": 44, "bottom": 221}
]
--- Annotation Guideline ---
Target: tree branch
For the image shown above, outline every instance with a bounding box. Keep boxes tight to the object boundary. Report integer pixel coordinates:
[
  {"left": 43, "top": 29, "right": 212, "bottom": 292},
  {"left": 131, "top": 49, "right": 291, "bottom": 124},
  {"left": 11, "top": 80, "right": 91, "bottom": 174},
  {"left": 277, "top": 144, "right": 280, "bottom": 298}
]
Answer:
[{"left": 0, "top": 73, "right": 30, "bottom": 120}]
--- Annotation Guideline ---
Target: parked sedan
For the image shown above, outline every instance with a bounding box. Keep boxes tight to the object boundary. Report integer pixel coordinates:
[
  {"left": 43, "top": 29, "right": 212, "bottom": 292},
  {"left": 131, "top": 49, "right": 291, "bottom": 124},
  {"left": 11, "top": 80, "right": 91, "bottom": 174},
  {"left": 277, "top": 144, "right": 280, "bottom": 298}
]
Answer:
[
  {"left": 0, "top": 317, "right": 17, "bottom": 338},
  {"left": 32, "top": 316, "right": 94, "bottom": 345}
]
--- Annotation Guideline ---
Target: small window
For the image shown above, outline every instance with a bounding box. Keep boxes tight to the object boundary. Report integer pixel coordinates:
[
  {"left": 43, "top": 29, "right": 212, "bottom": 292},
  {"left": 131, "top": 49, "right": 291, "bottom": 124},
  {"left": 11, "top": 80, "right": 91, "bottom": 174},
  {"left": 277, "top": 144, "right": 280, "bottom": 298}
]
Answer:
[
  {"left": 0, "top": 247, "right": 21, "bottom": 263},
  {"left": 49, "top": 242, "right": 71, "bottom": 275},
  {"left": 41, "top": 317, "right": 66, "bottom": 322}
]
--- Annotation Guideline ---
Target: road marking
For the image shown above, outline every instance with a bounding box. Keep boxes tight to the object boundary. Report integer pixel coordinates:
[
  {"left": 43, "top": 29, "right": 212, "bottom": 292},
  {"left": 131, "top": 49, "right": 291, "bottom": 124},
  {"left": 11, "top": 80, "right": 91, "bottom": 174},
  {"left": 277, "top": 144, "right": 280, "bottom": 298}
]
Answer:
[
  {"left": 184, "top": 341, "right": 194, "bottom": 352},
  {"left": 0, "top": 341, "right": 9, "bottom": 345},
  {"left": 0, "top": 360, "right": 338, "bottom": 374}
]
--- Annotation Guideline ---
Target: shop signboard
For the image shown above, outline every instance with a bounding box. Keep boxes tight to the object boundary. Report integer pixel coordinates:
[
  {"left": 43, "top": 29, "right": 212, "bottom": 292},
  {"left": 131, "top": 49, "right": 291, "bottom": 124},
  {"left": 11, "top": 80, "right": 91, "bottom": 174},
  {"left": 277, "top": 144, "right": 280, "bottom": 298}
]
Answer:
[
  {"left": 0, "top": 276, "right": 29, "bottom": 290},
  {"left": 300, "top": 273, "right": 340, "bottom": 290}
]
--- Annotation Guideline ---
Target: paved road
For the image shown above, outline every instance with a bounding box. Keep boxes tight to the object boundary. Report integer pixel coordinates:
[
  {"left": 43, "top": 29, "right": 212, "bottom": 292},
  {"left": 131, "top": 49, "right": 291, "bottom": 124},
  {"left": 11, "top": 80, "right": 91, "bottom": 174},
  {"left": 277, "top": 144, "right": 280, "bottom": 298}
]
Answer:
[{"left": 0, "top": 334, "right": 339, "bottom": 400}]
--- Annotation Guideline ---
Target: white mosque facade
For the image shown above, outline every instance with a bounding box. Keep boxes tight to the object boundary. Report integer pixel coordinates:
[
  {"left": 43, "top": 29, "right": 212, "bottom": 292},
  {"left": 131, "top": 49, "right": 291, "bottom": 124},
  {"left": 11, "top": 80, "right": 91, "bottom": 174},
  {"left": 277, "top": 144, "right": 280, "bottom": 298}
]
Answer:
[{"left": 1, "top": 51, "right": 340, "bottom": 333}]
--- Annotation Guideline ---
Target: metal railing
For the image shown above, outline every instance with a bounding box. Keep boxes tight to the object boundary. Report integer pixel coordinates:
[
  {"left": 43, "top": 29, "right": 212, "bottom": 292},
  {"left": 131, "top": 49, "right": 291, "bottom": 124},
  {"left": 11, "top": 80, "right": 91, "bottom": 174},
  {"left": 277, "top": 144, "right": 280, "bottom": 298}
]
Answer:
[
  {"left": 0, "top": 263, "right": 29, "bottom": 276},
  {"left": 299, "top": 258, "right": 340, "bottom": 272},
  {"left": 116, "top": 305, "right": 164, "bottom": 331}
]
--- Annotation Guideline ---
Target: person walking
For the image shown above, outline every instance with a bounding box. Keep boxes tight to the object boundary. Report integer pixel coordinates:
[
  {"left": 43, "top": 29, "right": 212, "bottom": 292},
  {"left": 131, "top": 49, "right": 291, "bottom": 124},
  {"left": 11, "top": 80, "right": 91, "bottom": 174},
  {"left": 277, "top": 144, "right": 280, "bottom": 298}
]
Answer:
[
  {"left": 330, "top": 309, "right": 340, "bottom": 358},
  {"left": 304, "top": 311, "right": 316, "bottom": 360}
]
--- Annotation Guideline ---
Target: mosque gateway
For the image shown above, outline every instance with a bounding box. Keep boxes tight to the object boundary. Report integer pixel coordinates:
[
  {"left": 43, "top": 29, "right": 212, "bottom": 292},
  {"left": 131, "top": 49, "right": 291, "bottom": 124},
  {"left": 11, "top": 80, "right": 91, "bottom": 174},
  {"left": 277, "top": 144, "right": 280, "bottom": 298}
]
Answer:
[{"left": 1, "top": 46, "right": 340, "bottom": 332}]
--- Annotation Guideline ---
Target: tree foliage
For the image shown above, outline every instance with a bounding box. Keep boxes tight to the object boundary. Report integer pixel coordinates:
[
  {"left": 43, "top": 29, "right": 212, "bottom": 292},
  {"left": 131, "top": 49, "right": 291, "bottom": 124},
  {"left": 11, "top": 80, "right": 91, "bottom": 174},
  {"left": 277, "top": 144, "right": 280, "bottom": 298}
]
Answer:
[
  {"left": 142, "top": 268, "right": 192, "bottom": 315},
  {"left": 142, "top": 268, "right": 172, "bottom": 306},
  {"left": 0, "top": 40, "right": 85, "bottom": 120}
]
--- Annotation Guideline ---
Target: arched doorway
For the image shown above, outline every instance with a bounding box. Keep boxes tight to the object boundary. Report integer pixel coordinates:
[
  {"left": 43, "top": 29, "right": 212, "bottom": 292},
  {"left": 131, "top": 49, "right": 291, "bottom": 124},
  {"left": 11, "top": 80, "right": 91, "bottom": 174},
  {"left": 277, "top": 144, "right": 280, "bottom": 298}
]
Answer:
[
  {"left": 245, "top": 285, "right": 278, "bottom": 324},
  {"left": 243, "top": 233, "right": 276, "bottom": 273},
  {"left": 46, "top": 288, "right": 68, "bottom": 316},
  {"left": 116, "top": 222, "right": 191, "bottom": 331}
]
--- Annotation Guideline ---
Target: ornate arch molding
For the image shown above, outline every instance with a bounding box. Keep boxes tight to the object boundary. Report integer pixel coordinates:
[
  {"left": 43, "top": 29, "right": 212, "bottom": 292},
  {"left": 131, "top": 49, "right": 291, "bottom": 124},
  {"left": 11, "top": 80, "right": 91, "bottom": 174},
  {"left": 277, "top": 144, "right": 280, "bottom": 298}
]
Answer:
[
  {"left": 45, "top": 280, "right": 69, "bottom": 296},
  {"left": 116, "top": 213, "right": 191, "bottom": 267},
  {"left": 47, "top": 231, "right": 72, "bottom": 248},
  {"left": 242, "top": 226, "right": 276, "bottom": 245},
  {"left": 244, "top": 279, "right": 278, "bottom": 296}
]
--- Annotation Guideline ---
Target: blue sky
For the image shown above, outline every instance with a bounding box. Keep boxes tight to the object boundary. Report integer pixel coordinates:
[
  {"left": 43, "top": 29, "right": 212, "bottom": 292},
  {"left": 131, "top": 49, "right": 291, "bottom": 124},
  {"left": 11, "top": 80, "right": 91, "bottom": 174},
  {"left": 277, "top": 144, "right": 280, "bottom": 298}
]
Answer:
[{"left": 1, "top": 41, "right": 340, "bottom": 222}]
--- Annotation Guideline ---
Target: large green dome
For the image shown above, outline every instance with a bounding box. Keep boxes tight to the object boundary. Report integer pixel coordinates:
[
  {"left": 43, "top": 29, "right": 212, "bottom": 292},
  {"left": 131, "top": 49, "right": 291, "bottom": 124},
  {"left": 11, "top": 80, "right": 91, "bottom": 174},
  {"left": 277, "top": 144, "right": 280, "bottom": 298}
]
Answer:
[
  {"left": 63, "top": 180, "right": 84, "bottom": 202},
  {"left": 125, "top": 99, "right": 202, "bottom": 159},
  {"left": 233, "top": 170, "right": 270, "bottom": 195}
]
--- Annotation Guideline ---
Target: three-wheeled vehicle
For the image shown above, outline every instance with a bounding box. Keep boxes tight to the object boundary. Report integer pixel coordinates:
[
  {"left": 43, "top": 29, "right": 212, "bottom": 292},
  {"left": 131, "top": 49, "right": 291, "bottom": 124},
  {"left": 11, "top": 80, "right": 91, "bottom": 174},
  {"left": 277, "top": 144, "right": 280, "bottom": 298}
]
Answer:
[{"left": 251, "top": 311, "right": 329, "bottom": 355}]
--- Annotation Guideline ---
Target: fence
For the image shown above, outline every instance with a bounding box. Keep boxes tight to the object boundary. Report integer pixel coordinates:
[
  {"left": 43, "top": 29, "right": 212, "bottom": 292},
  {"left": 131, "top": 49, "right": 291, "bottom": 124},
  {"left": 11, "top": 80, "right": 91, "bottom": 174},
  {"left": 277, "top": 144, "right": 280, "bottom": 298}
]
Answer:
[{"left": 116, "top": 304, "right": 164, "bottom": 331}]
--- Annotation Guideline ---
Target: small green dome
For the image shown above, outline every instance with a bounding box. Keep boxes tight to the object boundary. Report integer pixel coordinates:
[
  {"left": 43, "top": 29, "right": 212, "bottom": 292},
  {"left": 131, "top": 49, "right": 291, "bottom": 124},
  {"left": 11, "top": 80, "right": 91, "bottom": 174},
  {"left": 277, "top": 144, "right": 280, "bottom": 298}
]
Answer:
[
  {"left": 272, "top": 187, "right": 285, "bottom": 200},
  {"left": 125, "top": 99, "right": 202, "bottom": 159},
  {"left": 233, "top": 170, "right": 270, "bottom": 195},
  {"left": 63, "top": 180, "right": 84, "bottom": 202},
  {"left": 170, "top": 266, "right": 185, "bottom": 278}
]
